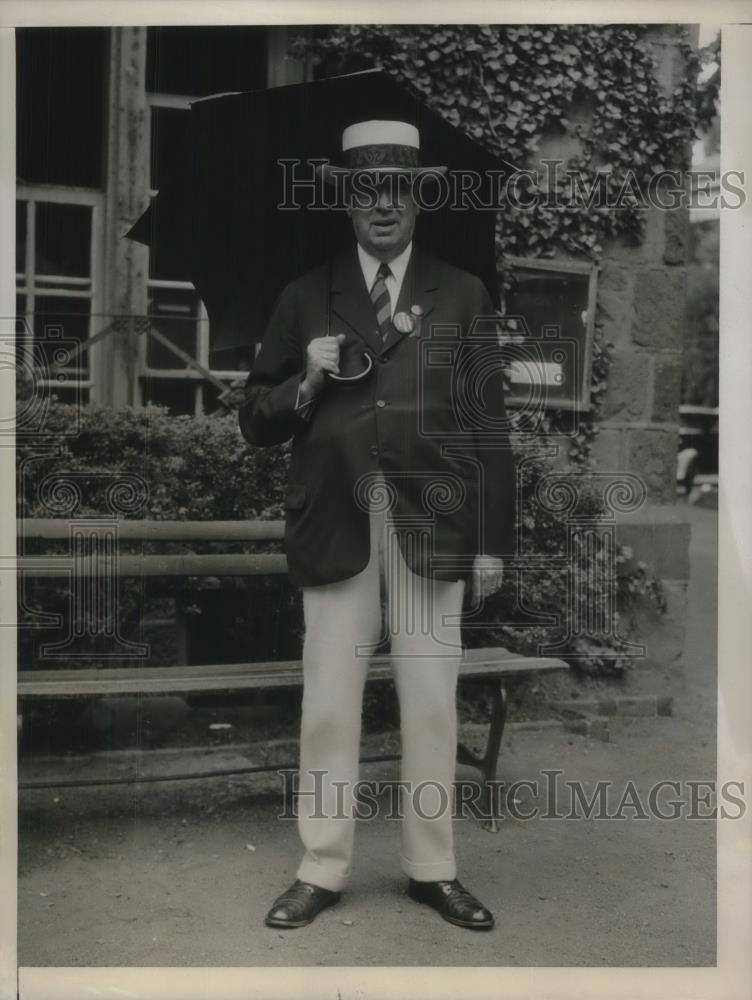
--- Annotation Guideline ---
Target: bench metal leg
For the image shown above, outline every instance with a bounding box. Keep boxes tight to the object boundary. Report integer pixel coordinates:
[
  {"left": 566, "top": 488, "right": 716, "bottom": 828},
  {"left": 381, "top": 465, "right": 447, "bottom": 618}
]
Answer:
[
  {"left": 480, "top": 683, "right": 507, "bottom": 832},
  {"left": 456, "top": 681, "right": 508, "bottom": 832}
]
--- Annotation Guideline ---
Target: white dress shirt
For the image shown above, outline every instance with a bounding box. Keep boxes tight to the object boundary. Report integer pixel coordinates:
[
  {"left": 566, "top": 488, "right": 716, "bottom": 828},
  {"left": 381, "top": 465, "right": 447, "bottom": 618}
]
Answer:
[
  {"left": 295, "top": 241, "right": 413, "bottom": 411},
  {"left": 357, "top": 240, "right": 413, "bottom": 317}
]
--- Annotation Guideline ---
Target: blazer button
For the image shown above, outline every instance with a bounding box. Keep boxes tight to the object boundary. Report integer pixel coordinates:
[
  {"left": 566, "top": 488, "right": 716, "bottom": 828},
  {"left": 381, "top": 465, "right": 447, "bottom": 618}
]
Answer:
[
  {"left": 376, "top": 399, "right": 387, "bottom": 408},
  {"left": 370, "top": 445, "right": 379, "bottom": 457}
]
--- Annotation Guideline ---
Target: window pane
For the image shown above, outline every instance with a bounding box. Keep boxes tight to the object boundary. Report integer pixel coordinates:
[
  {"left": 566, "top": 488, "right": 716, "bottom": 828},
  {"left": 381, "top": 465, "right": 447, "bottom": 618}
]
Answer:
[
  {"left": 146, "top": 26, "right": 268, "bottom": 96},
  {"left": 16, "top": 28, "right": 107, "bottom": 188},
  {"left": 202, "top": 381, "right": 239, "bottom": 416},
  {"left": 141, "top": 378, "right": 197, "bottom": 415},
  {"left": 16, "top": 200, "right": 27, "bottom": 275},
  {"left": 33, "top": 296, "right": 90, "bottom": 374},
  {"left": 35, "top": 202, "right": 92, "bottom": 278},
  {"left": 208, "top": 346, "right": 253, "bottom": 373},
  {"left": 146, "top": 286, "right": 201, "bottom": 369}
]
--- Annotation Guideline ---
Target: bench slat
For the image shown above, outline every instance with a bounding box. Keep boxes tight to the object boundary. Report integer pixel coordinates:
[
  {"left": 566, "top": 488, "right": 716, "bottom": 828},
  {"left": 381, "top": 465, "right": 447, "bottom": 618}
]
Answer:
[
  {"left": 18, "top": 519, "right": 286, "bottom": 542},
  {"left": 18, "top": 649, "right": 568, "bottom": 697},
  {"left": 17, "top": 553, "right": 288, "bottom": 577}
]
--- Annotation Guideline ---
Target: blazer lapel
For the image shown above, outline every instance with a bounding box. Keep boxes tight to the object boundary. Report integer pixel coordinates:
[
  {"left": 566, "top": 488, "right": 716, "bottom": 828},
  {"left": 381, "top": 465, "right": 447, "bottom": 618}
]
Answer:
[
  {"left": 329, "top": 244, "right": 439, "bottom": 358},
  {"left": 329, "top": 248, "right": 383, "bottom": 357},
  {"left": 382, "top": 246, "right": 438, "bottom": 353}
]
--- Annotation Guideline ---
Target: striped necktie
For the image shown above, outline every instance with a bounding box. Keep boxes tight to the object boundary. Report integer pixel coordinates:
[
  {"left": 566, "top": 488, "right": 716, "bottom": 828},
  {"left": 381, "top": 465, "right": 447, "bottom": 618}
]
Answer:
[{"left": 370, "top": 262, "right": 392, "bottom": 343}]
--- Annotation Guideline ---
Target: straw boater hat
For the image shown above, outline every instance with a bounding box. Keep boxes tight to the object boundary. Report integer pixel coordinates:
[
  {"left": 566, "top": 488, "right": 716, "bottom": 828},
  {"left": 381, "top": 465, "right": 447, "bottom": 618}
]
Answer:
[{"left": 318, "top": 120, "right": 447, "bottom": 184}]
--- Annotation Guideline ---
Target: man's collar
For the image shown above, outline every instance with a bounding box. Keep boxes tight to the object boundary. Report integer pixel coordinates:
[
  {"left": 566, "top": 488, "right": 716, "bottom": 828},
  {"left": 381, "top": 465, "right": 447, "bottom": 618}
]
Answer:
[{"left": 356, "top": 241, "right": 413, "bottom": 290}]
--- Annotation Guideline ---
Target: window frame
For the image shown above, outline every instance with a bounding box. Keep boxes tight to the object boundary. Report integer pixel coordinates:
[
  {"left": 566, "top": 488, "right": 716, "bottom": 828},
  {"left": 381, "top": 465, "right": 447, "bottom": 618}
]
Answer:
[
  {"left": 501, "top": 255, "right": 599, "bottom": 413},
  {"left": 16, "top": 183, "right": 105, "bottom": 397}
]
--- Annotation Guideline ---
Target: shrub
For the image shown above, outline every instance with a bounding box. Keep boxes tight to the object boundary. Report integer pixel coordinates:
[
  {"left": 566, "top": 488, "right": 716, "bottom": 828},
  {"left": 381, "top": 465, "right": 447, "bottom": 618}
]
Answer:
[
  {"left": 18, "top": 401, "right": 290, "bottom": 521},
  {"left": 18, "top": 402, "right": 294, "bottom": 669},
  {"left": 463, "top": 455, "right": 667, "bottom": 677},
  {"left": 19, "top": 402, "right": 665, "bottom": 679}
]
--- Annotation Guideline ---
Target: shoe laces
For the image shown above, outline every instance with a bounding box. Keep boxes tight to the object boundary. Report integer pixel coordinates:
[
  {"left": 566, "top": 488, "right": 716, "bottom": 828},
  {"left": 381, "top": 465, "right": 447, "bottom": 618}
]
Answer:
[
  {"left": 438, "top": 879, "right": 471, "bottom": 900},
  {"left": 437, "top": 880, "right": 488, "bottom": 917}
]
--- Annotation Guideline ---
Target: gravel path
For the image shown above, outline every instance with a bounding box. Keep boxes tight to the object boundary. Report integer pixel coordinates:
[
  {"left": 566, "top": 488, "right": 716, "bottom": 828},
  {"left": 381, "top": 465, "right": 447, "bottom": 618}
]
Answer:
[{"left": 17, "top": 506, "right": 717, "bottom": 967}]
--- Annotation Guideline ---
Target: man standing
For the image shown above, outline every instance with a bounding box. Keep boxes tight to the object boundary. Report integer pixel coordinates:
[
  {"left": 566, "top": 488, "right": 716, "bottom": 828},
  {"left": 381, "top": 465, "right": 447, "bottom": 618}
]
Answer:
[{"left": 239, "top": 121, "right": 516, "bottom": 930}]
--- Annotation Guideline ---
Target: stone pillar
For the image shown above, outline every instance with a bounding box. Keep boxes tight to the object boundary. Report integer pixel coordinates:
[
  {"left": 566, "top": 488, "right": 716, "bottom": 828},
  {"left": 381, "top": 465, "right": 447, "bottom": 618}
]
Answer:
[
  {"left": 589, "top": 26, "right": 696, "bottom": 685},
  {"left": 95, "top": 27, "right": 150, "bottom": 408},
  {"left": 594, "top": 25, "right": 694, "bottom": 506}
]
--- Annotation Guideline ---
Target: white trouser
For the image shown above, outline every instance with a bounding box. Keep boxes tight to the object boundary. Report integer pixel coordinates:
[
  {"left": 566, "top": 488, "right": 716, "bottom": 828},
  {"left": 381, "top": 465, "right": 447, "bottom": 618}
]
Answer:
[{"left": 295, "top": 492, "right": 465, "bottom": 892}]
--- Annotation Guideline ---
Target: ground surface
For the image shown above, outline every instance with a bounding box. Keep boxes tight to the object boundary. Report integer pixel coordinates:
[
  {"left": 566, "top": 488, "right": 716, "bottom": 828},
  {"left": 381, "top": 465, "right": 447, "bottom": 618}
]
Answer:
[{"left": 17, "top": 504, "right": 717, "bottom": 967}]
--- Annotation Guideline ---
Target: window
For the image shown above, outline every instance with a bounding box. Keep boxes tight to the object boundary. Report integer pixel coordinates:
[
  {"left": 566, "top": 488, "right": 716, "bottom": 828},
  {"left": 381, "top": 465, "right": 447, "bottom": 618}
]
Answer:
[
  {"left": 16, "top": 186, "right": 105, "bottom": 404},
  {"left": 16, "top": 28, "right": 107, "bottom": 188},
  {"left": 501, "top": 257, "right": 598, "bottom": 413},
  {"left": 140, "top": 28, "right": 269, "bottom": 413},
  {"left": 16, "top": 29, "right": 107, "bottom": 405}
]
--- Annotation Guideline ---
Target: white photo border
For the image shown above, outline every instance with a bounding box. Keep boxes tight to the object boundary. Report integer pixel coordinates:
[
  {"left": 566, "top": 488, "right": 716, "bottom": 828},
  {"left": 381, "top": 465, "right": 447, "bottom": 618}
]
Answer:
[{"left": 1, "top": 4, "right": 750, "bottom": 1000}]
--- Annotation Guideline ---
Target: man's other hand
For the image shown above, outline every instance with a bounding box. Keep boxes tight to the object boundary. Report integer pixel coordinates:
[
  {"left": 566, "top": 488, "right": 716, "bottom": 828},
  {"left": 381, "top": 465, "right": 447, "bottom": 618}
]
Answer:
[
  {"left": 300, "top": 334, "right": 346, "bottom": 400},
  {"left": 471, "top": 555, "right": 504, "bottom": 604}
]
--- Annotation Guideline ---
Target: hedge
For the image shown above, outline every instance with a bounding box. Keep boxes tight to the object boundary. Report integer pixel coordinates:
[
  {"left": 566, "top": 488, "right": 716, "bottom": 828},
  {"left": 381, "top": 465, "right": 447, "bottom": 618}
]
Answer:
[{"left": 18, "top": 401, "right": 665, "bottom": 679}]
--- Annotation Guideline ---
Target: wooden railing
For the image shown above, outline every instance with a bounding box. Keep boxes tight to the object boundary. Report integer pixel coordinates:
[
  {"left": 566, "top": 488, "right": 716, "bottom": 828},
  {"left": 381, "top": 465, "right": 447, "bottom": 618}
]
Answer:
[{"left": 17, "top": 519, "right": 288, "bottom": 577}]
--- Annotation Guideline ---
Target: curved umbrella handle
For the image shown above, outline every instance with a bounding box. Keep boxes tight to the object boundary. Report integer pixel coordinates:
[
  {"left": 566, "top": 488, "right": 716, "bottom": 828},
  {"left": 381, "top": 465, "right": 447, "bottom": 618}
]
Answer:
[
  {"left": 328, "top": 351, "right": 374, "bottom": 382},
  {"left": 325, "top": 260, "right": 373, "bottom": 382}
]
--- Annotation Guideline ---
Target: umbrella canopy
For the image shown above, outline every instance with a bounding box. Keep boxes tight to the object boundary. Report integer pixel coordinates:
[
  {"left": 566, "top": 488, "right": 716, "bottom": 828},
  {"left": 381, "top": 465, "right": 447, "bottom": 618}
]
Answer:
[{"left": 127, "top": 69, "right": 513, "bottom": 358}]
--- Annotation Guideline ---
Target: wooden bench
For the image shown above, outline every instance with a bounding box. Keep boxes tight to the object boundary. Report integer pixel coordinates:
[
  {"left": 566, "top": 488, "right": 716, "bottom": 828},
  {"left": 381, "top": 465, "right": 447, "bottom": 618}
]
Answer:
[{"left": 17, "top": 519, "right": 569, "bottom": 824}]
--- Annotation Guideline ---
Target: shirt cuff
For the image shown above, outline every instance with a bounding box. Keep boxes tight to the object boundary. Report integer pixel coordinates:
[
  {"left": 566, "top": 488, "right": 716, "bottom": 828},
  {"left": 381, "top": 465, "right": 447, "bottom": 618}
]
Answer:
[{"left": 294, "top": 381, "right": 315, "bottom": 418}]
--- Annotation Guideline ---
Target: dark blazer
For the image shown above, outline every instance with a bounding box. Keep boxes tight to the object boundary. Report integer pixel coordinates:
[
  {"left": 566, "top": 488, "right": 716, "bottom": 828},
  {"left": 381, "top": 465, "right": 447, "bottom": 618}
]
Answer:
[{"left": 239, "top": 244, "right": 517, "bottom": 588}]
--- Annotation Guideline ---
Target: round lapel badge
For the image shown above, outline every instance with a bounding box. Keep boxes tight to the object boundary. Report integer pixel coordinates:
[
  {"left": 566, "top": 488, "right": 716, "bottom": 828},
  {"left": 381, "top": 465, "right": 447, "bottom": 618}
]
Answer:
[{"left": 393, "top": 311, "right": 416, "bottom": 335}]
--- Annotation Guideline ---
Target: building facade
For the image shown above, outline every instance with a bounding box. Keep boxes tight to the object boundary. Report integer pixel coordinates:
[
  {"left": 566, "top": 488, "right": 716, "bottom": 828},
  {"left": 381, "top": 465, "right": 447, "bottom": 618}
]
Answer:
[
  {"left": 16, "top": 26, "right": 306, "bottom": 415},
  {"left": 15, "top": 25, "right": 696, "bottom": 679}
]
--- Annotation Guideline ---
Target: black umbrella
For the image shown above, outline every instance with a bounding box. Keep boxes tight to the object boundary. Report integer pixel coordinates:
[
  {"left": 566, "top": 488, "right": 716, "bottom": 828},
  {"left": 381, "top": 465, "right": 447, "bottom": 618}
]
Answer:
[{"left": 126, "top": 69, "right": 513, "bottom": 361}]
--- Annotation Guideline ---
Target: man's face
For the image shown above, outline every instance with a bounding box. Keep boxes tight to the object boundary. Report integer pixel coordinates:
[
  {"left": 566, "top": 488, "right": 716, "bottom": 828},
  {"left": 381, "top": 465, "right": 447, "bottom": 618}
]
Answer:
[{"left": 347, "top": 173, "right": 418, "bottom": 261}]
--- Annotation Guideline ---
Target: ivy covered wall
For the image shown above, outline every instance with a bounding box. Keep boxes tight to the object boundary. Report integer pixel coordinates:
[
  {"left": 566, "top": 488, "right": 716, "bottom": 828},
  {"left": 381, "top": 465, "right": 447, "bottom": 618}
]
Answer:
[{"left": 294, "top": 23, "right": 700, "bottom": 504}]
